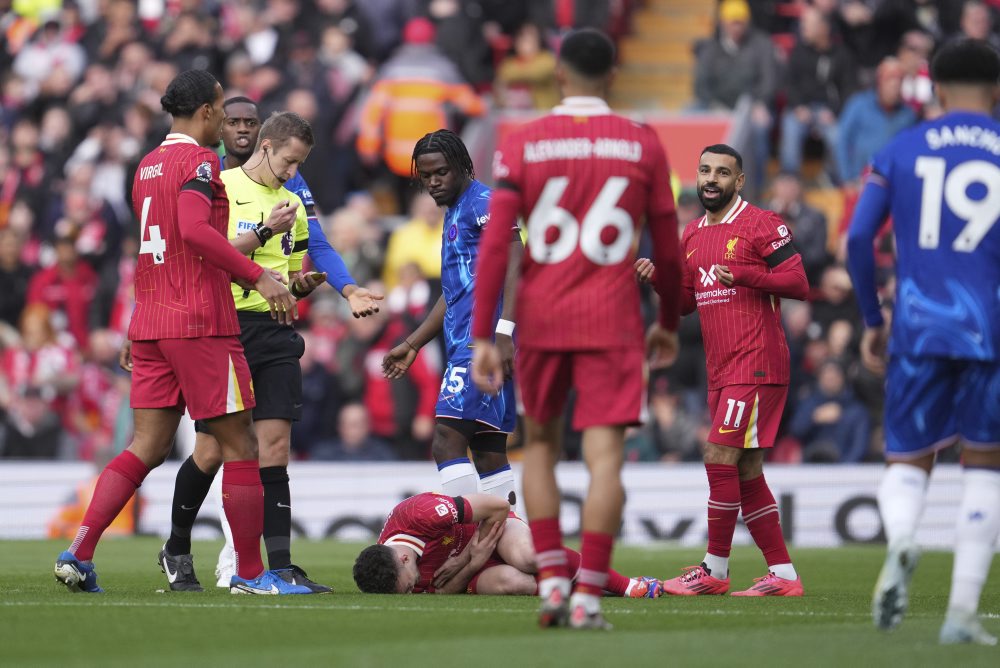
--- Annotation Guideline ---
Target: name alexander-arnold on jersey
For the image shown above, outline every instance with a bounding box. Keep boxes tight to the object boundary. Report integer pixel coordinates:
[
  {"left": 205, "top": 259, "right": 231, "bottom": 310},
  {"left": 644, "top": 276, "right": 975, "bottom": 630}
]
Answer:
[{"left": 523, "top": 138, "right": 643, "bottom": 163}]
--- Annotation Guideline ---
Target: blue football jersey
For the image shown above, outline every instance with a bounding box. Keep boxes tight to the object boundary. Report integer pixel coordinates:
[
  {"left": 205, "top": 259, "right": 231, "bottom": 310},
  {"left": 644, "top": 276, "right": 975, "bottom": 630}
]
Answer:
[
  {"left": 848, "top": 111, "right": 1000, "bottom": 361},
  {"left": 441, "top": 180, "right": 504, "bottom": 361}
]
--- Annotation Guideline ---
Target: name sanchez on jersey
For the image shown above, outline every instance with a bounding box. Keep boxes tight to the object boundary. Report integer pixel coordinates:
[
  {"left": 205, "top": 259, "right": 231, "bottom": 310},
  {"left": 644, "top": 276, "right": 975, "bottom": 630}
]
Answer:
[
  {"left": 523, "top": 137, "right": 643, "bottom": 163},
  {"left": 925, "top": 124, "right": 1000, "bottom": 154}
]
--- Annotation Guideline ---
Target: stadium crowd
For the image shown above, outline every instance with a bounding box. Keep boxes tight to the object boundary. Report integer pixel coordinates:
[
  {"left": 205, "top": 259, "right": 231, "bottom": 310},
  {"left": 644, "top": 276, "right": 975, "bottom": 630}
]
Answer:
[{"left": 0, "top": 0, "right": 991, "bottom": 466}]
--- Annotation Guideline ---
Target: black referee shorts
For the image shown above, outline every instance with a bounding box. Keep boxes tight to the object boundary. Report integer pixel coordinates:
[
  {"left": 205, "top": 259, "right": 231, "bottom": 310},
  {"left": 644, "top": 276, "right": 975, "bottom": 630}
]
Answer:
[{"left": 194, "top": 311, "right": 305, "bottom": 433}]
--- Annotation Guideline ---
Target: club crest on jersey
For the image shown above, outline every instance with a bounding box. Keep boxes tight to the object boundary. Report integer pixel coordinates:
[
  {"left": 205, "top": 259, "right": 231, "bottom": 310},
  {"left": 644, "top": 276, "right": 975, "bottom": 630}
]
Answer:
[
  {"left": 281, "top": 230, "right": 293, "bottom": 256},
  {"left": 724, "top": 237, "right": 739, "bottom": 260},
  {"left": 195, "top": 161, "right": 212, "bottom": 183},
  {"left": 448, "top": 224, "right": 458, "bottom": 241}
]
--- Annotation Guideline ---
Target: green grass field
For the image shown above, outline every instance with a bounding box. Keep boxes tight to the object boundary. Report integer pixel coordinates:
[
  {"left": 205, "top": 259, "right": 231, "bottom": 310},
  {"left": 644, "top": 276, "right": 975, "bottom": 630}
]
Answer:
[{"left": 1, "top": 539, "right": 996, "bottom": 667}]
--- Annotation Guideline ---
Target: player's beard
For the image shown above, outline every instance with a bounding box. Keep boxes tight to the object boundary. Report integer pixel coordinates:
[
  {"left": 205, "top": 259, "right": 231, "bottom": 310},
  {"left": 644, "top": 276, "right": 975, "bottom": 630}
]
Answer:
[{"left": 698, "top": 181, "right": 736, "bottom": 213}]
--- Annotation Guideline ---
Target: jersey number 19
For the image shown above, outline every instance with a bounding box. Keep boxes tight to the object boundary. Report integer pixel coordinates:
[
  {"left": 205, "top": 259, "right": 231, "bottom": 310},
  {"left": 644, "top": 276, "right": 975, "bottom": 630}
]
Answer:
[{"left": 915, "top": 157, "right": 1000, "bottom": 252}]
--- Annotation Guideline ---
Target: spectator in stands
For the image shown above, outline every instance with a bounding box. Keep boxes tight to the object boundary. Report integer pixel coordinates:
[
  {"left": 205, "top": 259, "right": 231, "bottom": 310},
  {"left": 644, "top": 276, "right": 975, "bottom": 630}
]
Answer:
[
  {"left": 355, "top": 17, "right": 485, "bottom": 210},
  {"left": 624, "top": 376, "right": 702, "bottom": 463},
  {"left": 948, "top": 0, "right": 1000, "bottom": 51},
  {"left": 335, "top": 282, "right": 438, "bottom": 460},
  {"left": 0, "top": 229, "right": 32, "bottom": 328},
  {"left": 25, "top": 229, "right": 98, "bottom": 350},
  {"left": 292, "top": 330, "right": 342, "bottom": 457},
  {"left": 68, "top": 328, "right": 128, "bottom": 462},
  {"left": 0, "top": 303, "right": 79, "bottom": 459},
  {"left": 811, "top": 264, "right": 861, "bottom": 335},
  {"left": 382, "top": 192, "right": 443, "bottom": 291},
  {"left": 779, "top": 5, "right": 856, "bottom": 182},
  {"left": 789, "top": 360, "right": 870, "bottom": 463},
  {"left": 429, "top": 0, "right": 494, "bottom": 90},
  {"left": 311, "top": 0, "right": 378, "bottom": 63},
  {"left": 835, "top": 57, "right": 916, "bottom": 186},
  {"left": 768, "top": 171, "right": 830, "bottom": 286},
  {"left": 693, "top": 0, "right": 777, "bottom": 190},
  {"left": 897, "top": 29, "right": 935, "bottom": 117},
  {"left": 12, "top": 19, "right": 86, "bottom": 99},
  {"left": 495, "top": 22, "right": 559, "bottom": 110},
  {"left": 7, "top": 120, "right": 49, "bottom": 227},
  {"left": 311, "top": 402, "right": 397, "bottom": 461},
  {"left": 327, "top": 206, "right": 383, "bottom": 288}
]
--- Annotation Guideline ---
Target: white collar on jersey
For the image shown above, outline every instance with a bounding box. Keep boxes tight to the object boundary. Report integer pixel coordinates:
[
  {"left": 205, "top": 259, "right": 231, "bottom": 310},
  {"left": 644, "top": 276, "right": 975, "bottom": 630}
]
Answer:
[
  {"left": 383, "top": 534, "right": 426, "bottom": 557},
  {"left": 552, "top": 96, "right": 612, "bottom": 116},
  {"left": 160, "top": 132, "right": 199, "bottom": 146},
  {"left": 698, "top": 196, "right": 748, "bottom": 228}
]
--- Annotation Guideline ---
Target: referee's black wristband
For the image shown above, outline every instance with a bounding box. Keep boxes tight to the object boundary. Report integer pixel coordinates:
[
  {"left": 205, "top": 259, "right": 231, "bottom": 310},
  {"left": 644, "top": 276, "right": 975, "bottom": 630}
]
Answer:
[{"left": 253, "top": 223, "right": 273, "bottom": 247}]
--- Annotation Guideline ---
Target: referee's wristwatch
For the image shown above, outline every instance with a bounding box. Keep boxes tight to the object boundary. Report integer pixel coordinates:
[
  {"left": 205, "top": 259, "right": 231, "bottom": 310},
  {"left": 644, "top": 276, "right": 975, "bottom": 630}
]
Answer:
[{"left": 253, "top": 222, "right": 274, "bottom": 246}]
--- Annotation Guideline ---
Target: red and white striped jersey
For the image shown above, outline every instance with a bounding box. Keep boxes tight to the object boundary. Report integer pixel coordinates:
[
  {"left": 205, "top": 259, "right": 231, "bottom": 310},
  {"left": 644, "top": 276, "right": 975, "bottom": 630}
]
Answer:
[
  {"left": 378, "top": 493, "right": 476, "bottom": 593},
  {"left": 128, "top": 134, "right": 240, "bottom": 341},
  {"left": 488, "top": 97, "right": 677, "bottom": 350},
  {"left": 681, "top": 197, "right": 793, "bottom": 389}
]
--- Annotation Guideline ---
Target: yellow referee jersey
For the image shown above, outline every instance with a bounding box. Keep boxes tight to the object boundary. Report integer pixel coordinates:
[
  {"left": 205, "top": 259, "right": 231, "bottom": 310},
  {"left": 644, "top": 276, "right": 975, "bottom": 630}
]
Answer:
[{"left": 221, "top": 167, "right": 309, "bottom": 312}]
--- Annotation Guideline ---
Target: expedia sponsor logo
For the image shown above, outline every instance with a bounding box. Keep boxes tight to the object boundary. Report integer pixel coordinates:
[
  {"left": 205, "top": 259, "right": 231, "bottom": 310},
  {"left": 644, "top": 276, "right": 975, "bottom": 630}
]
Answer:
[{"left": 771, "top": 236, "right": 792, "bottom": 251}]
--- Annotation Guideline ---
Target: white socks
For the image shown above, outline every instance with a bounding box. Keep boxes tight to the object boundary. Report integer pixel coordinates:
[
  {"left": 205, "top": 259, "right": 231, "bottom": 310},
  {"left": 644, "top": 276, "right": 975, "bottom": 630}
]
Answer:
[
  {"left": 703, "top": 553, "right": 729, "bottom": 579},
  {"left": 947, "top": 468, "right": 1000, "bottom": 616},
  {"left": 877, "top": 463, "right": 929, "bottom": 547},
  {"left": 770, "top": 563, "right": 798, "bottom": 580},
  {"left": 480, "top": 464, "right": 516, "bottom": 505},
  {"left": 438, "top": 457, "right": 479, "bottom": 496}
]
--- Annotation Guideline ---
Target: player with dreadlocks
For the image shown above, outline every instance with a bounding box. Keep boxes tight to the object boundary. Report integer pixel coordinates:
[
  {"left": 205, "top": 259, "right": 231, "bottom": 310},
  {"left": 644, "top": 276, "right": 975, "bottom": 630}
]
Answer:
[{"left": 382, "top": 129, "right": 523, "bottom": 504}]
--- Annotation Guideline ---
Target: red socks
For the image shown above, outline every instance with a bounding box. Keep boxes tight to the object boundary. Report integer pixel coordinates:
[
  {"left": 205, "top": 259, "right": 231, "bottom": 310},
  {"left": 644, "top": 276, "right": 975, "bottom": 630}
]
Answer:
[
  {"left": 530, "top": 517, "right": 568, "bottom": 581},
  {"left": 70, "top": 450, "right": 150, "bottom": 561},
  {"left": 575, "top": 531, "right": 613, "bottom": 596},
  {"left": 740, "top": 474, "right": 791, "bottom": 567},
  {"left": 222, "top": 460, "right": 265, "bottom": 579},
  {"left": 706, "top": 463, "right": 740, "bottom": 559}
]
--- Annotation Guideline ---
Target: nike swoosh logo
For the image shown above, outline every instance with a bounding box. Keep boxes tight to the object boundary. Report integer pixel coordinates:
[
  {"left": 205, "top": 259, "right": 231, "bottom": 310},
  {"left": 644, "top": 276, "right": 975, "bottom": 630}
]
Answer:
[
  {"left": 687, "top": 249, "right": 697, "bottom": 259},
  {"left": 180, "top": 504, "right": 197, "bottom": 510},
  {"left": 163, "top": 559, "right": 178, "bottom": 583},
  {"left": 277, "top": 502, "right": 291, "bottom": 509},
  {"left": 235, "top": 199, "right": 252, "bottom": 206},
  {"left": 718, "top": 427, "right": 740, "bottom": 434}
]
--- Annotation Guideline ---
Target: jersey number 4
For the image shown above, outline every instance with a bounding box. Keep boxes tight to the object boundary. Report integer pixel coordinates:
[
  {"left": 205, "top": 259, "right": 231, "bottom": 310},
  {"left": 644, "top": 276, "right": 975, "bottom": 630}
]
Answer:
[
  {"left": 527, "top": 176, "right": 634, "bottom": 266},
  {"left": 915, "top": 157, "right": 1000, "bottom": 252},
  {"left": 139, "top": 196, "right": 166, "bottom": 264}
]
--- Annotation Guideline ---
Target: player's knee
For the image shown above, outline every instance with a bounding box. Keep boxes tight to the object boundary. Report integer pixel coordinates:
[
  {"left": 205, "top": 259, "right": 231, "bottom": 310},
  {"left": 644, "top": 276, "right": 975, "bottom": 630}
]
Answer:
[
  {"left": 494, "top": 569, "right": 536, "bottom": 595},
  {"left": 258, "top": 436, "right": 290, "bottom": 467},
  {"left": 703, "top": 442, "right": 741, "bottom": 466},
  {"left": 431, "top": 424, "right": 468, "bottom": 463},
  {"left": 471, "top": 449, "right": 507, "bottom": 473},
  {"left": 737, "top": 452, "right": 764, "bottom": 480}
]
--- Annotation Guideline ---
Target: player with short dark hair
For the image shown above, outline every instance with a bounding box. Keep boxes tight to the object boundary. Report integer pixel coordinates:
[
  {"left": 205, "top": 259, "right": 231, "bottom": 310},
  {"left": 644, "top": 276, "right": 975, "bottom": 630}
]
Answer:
[
  {"left": 352, "top": 492, "right": 664, "bottom": 598},
  {"left": 381, "top": 129, "right": 523, "bottom": 505},
  {"left": 54, "top": 70, "right": 296, "bottom": 594},
  {"left": 470, "top": 28, "right": 682, "bottom": 628},
  {"left": 658, "top": 144, "right": 807, "bottom": 598},
  {"left": 848, "top": 38, "right": 1000, "bottom": 645}
]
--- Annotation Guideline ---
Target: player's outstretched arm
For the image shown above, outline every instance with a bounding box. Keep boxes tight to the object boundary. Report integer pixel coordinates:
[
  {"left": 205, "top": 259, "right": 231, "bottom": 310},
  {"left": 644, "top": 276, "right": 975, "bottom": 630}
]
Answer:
[
  {"left": 303, "top": 214, "right": 383, "bottom": 317},
  {"left": 382, "top": 295, "right": 445, "bottom": 379}
]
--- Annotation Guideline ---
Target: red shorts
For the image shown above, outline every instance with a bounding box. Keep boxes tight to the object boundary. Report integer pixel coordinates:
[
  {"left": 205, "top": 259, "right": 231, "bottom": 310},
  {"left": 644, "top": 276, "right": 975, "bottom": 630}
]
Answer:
[
  {"left": 130, "top": 336, "right": 255, "bottom": 420},
  {"left": 707, "top": 384, "right": 787, "bottom": 449},
  {"left": 516, "top": 347, "right": 644, "bottom": 430}
]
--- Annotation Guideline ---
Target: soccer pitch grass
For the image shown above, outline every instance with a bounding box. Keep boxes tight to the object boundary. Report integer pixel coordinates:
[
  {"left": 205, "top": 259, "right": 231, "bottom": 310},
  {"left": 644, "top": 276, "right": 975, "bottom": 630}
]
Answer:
[{"left": 1, "top": 539, "right": 996, "bottom": 667}]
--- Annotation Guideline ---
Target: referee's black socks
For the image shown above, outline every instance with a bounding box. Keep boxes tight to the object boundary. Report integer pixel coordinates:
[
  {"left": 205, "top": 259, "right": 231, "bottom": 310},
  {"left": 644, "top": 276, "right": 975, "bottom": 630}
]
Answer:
[
  {"left": 260, "top": 465, "right": 292, "bottom": 570},
  {"left": 165, "top": 456, "right": 216, "bottom": 556}
]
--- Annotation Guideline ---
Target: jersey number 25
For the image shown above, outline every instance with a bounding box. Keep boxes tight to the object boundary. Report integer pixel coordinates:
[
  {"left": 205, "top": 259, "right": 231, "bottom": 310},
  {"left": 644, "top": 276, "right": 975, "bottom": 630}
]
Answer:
[{"left": 527, "top": 176, "right": 634, "bottom": 266}]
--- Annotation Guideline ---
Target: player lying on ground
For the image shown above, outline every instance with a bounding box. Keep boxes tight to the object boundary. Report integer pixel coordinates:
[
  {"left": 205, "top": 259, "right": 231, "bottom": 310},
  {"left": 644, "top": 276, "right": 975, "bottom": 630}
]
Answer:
[{"left": 353, "top": 493, "right": 663, "bottom": 598}]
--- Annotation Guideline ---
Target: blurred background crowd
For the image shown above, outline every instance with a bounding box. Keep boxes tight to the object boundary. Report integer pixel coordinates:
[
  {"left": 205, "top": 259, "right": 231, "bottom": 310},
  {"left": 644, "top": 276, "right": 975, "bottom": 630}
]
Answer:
[{"left": 0, "top": 0, "right": 989, "bottom": 466}]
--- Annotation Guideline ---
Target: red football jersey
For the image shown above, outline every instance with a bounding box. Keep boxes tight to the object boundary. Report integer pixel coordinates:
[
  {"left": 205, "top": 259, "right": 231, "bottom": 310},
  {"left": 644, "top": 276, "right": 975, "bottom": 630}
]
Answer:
[
  {"left": 488, "top": 97, "right": 677, "bottom": 350},
  {"left": 128, "top": 134, "right": 240, "bottom": 341},
  {"left": 378, "top": 493, "right": 476, "bottom": 593},
  {"left": 681, "top": 197, "right": 793, "bottom": 389}
]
